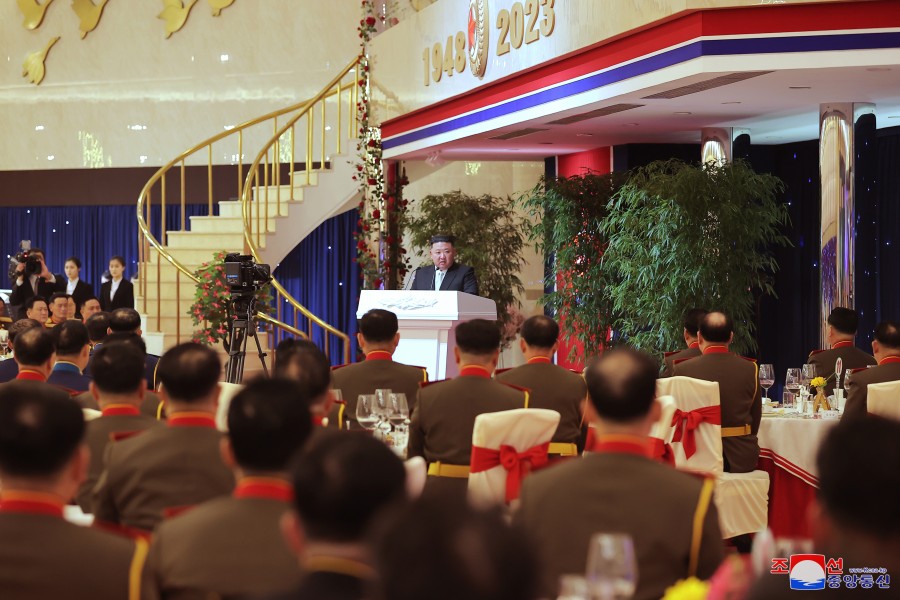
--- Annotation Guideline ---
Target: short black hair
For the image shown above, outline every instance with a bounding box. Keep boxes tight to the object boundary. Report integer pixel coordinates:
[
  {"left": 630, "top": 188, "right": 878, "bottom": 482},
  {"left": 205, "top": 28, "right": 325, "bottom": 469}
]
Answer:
[
  {"left": 827, "top": 307, "right": 859, "bottom": 335},
  {"left": 292, "top": 431, "right": 405, "bottom": 542},
  {"left": 157, "top": 342, "right": 221, "bottom": 403},
  {"left": 65, "top": 256, "right": 82, "bottom": 269},
  {"left": 359, "top": 309, "right": 399, "bottom": 343},
  {"left": 91, "top": 343, "right": 145, "bottom": 394},
  {"left": 455, "top": 319, "right": 501, "bottom": 355},
  {"left": 0, "top": 385, "right": 85, "bottom": 477},
  {"left": 29, "top": 248, "right": 45, "bottom": 260},
  {"left": 52, "top": 320, "right": 89, "bottom": 356},
  {"left": 371, "top": 497, "right": 538, "bottom": 600},
  {"left": 8, "top": 318, "right": 43, "bottom": 343},
  {"left": 85, "top": 312, "right": 111, "bottom": 343},
  {"left": 817, "top": 418, "right": 900, "bottom": 538},
  {"left": 103, "top": 332, "right": 147, "bottom": 356},
  {"left": 430, "top": 234, "right": 456, "bottom": 245},
  {"left": 520, "top": 315, "right": 559, "bottom": 349},
  {"left": 273, "top": 340, "right": 332, "bottom": 400},
  {"left": 228, "top": 378, "right": 313, "bottom": 471},
  {"left": 109, "top": 255, "right": 126, "bottom": 267},
  {"left": 874, "top": 320, "right": 900, "bottom": 349},
  {"left": 24, "top": 295, "right": 48, "bottom": 313},
  {"left": 584, "top": 347, "right": 658, "bottom": 423},
  {"left": 108, "top": 308, "right": 141, "bottom": 333},
  {"left": 80, "top": 296, "right": 100, "bottom": 311},
  {"left": 683, "top": 308, "right": 709, "bottom": 336},
  {"left": 699, "top": 311, "right": 733, "bottom": 343},
  {"left": 14, "top": 327, "right": 55, "bottom": 367},
  {"left": 49, "top": 292, "right": 71, "bottom": 306}
]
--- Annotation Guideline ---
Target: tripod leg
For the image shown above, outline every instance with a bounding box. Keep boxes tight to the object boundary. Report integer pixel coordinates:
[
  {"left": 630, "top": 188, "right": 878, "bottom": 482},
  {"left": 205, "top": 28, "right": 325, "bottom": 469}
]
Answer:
[{"left": 250, "top": 328, "right": 269, "bottom": 378}]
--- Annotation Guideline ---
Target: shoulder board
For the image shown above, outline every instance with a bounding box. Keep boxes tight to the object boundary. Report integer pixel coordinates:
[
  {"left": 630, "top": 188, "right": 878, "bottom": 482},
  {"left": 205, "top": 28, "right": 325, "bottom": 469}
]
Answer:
[
  {"left": 331, "top": 363, "right": 351, "bottom": 371},
  {"left": 849, "top": 367, "right": 868, "bottom": 374},
  {"left": 672, "top": 357, "right": 694, "bottom": 366},
  {"left": 499, "top": 381, "right": 530, "bottom": 394},
  {"left": 420, "top": 378, "right": 449, "bottom": 388},
  {"left": 808, "top": 349, "right": 826, "bottom": 356},
  {"left": 663, "top": 350, "right": 681, "bottom": 358},
  {"left": 110, "top": 430, "right": 146, "bottom": 443},
  {"left": 568, "top": 368, "right": 584, "bottom": 376},
  {"left": 739, "top": 356, "right": 757, "bottom": 363},
  {"left": 409, "top": 365, "right": 429, "bottom": 372},
  {"left": 494, "top": 367, "right": 513, "bottom": 375}
]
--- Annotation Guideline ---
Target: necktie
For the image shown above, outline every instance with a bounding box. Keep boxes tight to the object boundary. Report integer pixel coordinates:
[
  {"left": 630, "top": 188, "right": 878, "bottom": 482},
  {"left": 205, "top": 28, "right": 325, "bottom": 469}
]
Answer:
[{"left": 435, "top": 269, "right": 444, "bottom": 291}]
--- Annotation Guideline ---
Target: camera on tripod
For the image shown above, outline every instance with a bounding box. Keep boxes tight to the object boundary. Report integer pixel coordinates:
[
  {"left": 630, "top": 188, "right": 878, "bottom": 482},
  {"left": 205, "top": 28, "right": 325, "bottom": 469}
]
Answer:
[
  {"left": 223, "top": 253, "right": 271, "bottom": 293},
  {"left": 7, "top": 240, "right": 41, "bottom": 280}
]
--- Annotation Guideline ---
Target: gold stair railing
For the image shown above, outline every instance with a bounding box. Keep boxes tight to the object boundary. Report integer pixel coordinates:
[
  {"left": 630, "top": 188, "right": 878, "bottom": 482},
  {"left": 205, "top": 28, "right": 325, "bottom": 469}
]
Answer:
[
  {"left": 241, "top": 56, "right": 361, "bottom": 365},
  {"left": 136, "top": 58, "right": 361, "bottom": 357}
]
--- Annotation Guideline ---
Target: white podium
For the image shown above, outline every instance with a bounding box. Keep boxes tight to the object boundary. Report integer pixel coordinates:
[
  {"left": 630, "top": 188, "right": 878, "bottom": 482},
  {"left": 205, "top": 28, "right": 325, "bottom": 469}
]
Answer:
[{"left": 357, "top": 291, "right": 497, "bottom": 381}]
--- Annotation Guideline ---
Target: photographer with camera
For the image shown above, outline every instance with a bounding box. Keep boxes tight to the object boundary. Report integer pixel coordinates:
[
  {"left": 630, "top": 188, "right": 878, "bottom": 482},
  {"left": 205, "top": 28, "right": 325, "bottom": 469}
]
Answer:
[{"left": 9, "top": 246, "right": 64, "bottom": 319}]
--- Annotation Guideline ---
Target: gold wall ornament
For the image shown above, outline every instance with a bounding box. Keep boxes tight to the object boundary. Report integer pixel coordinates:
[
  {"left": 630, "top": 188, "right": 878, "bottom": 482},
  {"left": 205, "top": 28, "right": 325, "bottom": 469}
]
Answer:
[
  {"left": 158, "top": 0, "right": 197, "bottom": 38},
  {"left": 208, "top": 0, "right": 234, "bottom": 16},
  {"left": 71, "top": 0, "right": 110, "bottom": 39},
  {"left": 22, "top": 36, "right": 60, "bottom": 85},
  {"left": 17, "top": 0, "right": 55, "bottom": 30}
]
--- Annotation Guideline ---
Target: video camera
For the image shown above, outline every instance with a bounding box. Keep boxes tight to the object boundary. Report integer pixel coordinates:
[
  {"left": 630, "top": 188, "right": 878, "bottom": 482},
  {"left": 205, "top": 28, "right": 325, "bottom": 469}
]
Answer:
[
  {"left": 7, "top": 240, "right": 41, "bottom": 280},
  {"left": 223, "top": 252, "right": 271, "bottom": 293}
]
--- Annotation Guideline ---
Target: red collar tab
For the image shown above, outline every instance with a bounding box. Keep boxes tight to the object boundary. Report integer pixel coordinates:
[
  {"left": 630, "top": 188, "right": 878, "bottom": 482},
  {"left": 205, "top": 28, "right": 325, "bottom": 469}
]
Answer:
[
  {"left": 689, "top": 341, "right": 700, "bottom": 349},
  {"left": 101, "top": 404, "right": 141, "bottom": 417},
  {"left": 592, "top": 435, "right": 652, "bottom": 458},
  {"left": 527, "top": 356, "right": 552, "bottom": 364},
  {"left": 365, "top": 351, "right": 392, "bottom": 361},
  {"left": 0, "top": 492, "right": 64, "bottom": 518},
  {"left": 702, "top": 346, "right": 729, "bottom": 355},
  {"left": 167, "top": 412, "right": 217, "bottom": 428},
  {"left": 879, "top": 356, "right": 900, "bottom": 365},
  {"left": 16, "top": 370, "right": 46, "bottom": 382},
  {"left": 459, "top": 365, "right": 492, "bottom": 378},
  {"left": 233, "top": 478, "right": 294, "bottom": 502},
  {"left": 832, "top": 340, "right": 853, "bottom": 349}
]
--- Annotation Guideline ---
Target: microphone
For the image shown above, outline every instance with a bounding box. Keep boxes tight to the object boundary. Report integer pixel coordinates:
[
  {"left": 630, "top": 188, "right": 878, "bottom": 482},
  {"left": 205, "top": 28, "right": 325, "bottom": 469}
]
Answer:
[{"left": 402, "top": 268, "right": 417, "bottom": 291}]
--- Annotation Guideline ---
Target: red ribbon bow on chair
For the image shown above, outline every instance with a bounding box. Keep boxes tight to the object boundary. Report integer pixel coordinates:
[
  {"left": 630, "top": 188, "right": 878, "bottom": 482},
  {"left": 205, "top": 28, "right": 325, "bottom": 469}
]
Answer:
[
  {"left": 670, "top": 406, "right": 721, "bottom": 459},
  {"left": 470, "top": 442, "right": 550, "bottom": 503}
]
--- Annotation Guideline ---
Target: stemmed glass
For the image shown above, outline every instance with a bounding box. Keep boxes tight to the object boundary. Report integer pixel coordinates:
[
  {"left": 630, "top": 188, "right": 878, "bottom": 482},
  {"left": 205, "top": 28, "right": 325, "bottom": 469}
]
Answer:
[
  {"left": 389, "top": 393, "right": 409, "bottom": 426},
  {"left": 356, "top": 394, "right": 379, "bottom": 432},
  {"left": 759, "top": 364, "right": 774, "bottom": 401},
  {"left": 585, "top": 533, "right": 637, "bottom": 600},
  {"left": 801, "top": 364, "right": 816, "bottom": 393},
  {"left": 785, "top": 368, "right": 801, "bottom": 411},
  {"left": 374, "top": 388, "right": 393, "bottom": 437}
]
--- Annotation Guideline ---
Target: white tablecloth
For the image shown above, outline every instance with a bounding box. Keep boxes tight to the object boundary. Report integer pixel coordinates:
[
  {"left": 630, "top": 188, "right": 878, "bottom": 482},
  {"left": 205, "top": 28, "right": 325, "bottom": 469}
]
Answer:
[{"left": 757, "top": 416, "right": 839, "bottom": 486}]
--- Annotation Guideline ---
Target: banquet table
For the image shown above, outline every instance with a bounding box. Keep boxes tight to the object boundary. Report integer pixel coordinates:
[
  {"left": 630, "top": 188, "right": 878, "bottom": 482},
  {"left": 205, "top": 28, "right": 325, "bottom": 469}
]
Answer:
[{"left": 756, "top": 414, "right": 839, "bottom": 538}]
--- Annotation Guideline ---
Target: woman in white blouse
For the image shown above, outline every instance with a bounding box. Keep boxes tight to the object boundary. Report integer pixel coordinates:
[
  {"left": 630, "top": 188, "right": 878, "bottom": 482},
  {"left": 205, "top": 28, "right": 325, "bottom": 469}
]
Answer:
[{"left": 100, "top": 255, "right": 134, "bottom": 311}]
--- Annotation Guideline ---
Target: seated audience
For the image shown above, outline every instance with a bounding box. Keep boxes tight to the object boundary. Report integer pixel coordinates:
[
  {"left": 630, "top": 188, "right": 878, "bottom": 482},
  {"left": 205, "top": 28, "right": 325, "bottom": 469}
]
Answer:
[
  {"left": 496, "top": 315, "right": 587, "bottom": 455},
  {"left": 747, "top": 417, "right": 900, "bottom": 598},
  {"left": 86, "top": 308, "right": 159, "bottom": 390},
  {"left": 273, "top": 431, "right": 406, "bottom": 600},
  {"left": 372, "top": 497, "right": 539, "bottom": 600},
  {"left": 47, "top": 292, "right": 73, "bottom": 327},
  {"left": 92, "top": 342, "right": 235, "bottom": 533},
  {"left": 661, "top": 307, "right": 708, "bottom": 377},
  {"left": 0, "top": 382, "right": 152, "bottom": 598},
  {"left": 47, "top": 320, "right": 93, "bottom": 395},
  {"left": 328, "top": 309, "right": 428, "bottom": 430},
  {"left": 844, "top": 319, "right": 900, "bottom": 419},
  {"left": 148, "top": 378, "right": 313, "bottom": 598},
  {"left": 8, "top": 326, "right": 56, "bottom": 383},
  {"left": 80, "top": 296, "right": 102, "bottom": 323},
  {"left": 408, "top": 319, "right": 528, "bottom": 502},
  {"left": 23, "top": 295, "right": 50, "bottom": 325},
  {"left": 515, "top": 348, "right": 724, "bottom": 600},
  {"left": 674, "top": 311, "right": 761, "bottom": 473},
  {"left": 76, "top": 343, "right": 161, "bottom": 513},
  {"left": 274, "top": 339, "right": 335, "bottom": 427},
  {"left": 85, "top": 310, "right": 111, "bottom": 350},
  {"left": 0, "top": 318, "right": 43, "bottom": 383},
  {"left": 807, "top": 307, "right": 876, "bottom": 396}
]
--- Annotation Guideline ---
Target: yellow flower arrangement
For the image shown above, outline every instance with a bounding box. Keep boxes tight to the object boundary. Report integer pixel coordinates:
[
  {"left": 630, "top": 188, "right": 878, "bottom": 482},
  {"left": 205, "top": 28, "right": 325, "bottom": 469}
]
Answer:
[
  {"left": 662, "top": 577, "right": 710, "bottom": 600},
  {"left": 810, "top": 376, "right": 828, "bottom": 389}
]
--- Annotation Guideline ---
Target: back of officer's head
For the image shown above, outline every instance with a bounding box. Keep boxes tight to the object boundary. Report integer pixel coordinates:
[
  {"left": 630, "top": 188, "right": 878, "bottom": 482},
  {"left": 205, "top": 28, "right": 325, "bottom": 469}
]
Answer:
[
  {"left": 683, "top": 308, "right": 709, "bottom": 336},
  {"left": 520, "top": 315, "right": 559, "bottom": 349},
  {"left": 827, "top": 307, "right": 859, "bottom": 336},
  {"left": 52, "top": 320, "right": 89, "bottom": 357},
  {"left": 358, "top": 309, "right": 399, "bottom": 343},
  {"left": 85, "top": 311, "right": 111, "bottom": 344},
  {"left": 0, "top": 386, "right": 84, "bottom": 478},
  {"left": 455, "top": 319, "right": 501, "bottom": 356},
  {"left": 8, "top": 318, "right": 42, "bottom": 344},
  {"left": 103, "top": 332, "right": 148, "bottom": 357},
  {"left": 584, "top": 347, "right": 658, "bottom": 423},
  {"left": 14, "top": 327, "right": 55, "bottom": 367},
  {"left": 91, "top": 342, "right": 145, "bottom": 395},
  {"left": 228, "top": 378, "right": 313, "bottom": 472},
  {"left": 874, "top": 320, "right": 900, "bottom": 350},
  {"left": 699, "top": 311, "right": 733, "bottom": 343},
  {"left": 108, "top": 308, "right": 142, "bottom": 333},
  {"left": 273, "top": 340, "right": 331, "bottom": 401},
  {"left": 291, "top": 431, "right": 405, "bottom": 542},
  {"left": 157, "top": 342, "right": 221, "bottom": 403}
]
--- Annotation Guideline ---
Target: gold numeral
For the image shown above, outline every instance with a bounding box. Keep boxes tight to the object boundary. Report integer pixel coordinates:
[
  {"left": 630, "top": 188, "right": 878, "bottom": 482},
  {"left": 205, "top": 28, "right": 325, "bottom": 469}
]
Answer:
[
  {"left": 539, "top": 0, "right": 556, "bottom": 37},
  {"left": 524, "top": 0, "right": 540, "bottom": 44},
  {"left": 455, "top": 31, "right": 467, "bottom": 73},
  {"left": 496, "top": 9, "right": 510, "bottom": 55}
]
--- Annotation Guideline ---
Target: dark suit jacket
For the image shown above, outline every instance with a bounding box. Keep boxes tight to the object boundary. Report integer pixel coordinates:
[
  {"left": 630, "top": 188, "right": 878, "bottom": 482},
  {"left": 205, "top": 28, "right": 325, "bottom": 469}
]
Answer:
[
  {"left": 515, "top": 450, "right": 723, "bottom": 600},
  {"left": 328, "top": 354, "right": 427, "bottom": 429},
  {"left": 0, "top": 359, "right": 18, "bottom": 383},
  {"left": 67, "top": 279, "right": 95, "bottom": 318},
  {"left": 807, "top": 343, "right": 877, "bottom": 396},
  {"left": 9, "top": 273, "right": 65, "bottom": 318},
  {"left": 661, "top": 345, "right": 702, "bottom": 378},
  {"left": 410, "top": 263, "right": 478, "bottom": 295},
  {"left": 844, "top": 359, "right": 900, "bottom": 419},
  {"left": 674, "top": 350, "right": 762, "bottom": 473},
  {"left": 100, "top": 279, "right": 135, "bottom": 312}
]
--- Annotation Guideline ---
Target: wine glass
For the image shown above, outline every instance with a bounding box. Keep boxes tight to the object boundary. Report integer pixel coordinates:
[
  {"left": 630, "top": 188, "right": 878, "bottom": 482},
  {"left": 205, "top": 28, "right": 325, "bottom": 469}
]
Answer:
[
  {"left": 801, "top": 364, "right": 816, "bottom": 392},
  {"left": 759, "top": 364, "right": 774, "bottom": 401},
  {"left": 356, "top": 395, "right": 379, "bottom": 431},
  {"left": 585, "top": 533, "right": 637, "bottom": 600},
  {"left": 389, "top": 393, "right": 409, "bottom": 426},
  {"left": 785, "top": 368, "right": 801, "bottom": 412}
]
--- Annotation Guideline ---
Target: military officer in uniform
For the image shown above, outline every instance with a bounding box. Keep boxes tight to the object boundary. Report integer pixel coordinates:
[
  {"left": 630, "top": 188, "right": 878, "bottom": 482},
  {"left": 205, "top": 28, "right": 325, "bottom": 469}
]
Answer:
[
  {"left": 5, "top": 326, "right": 56, "bottom": 385},
  {"left": 661, "top": 308, "right": 708, "bottom": 377},
  {"left": 274, "top": 339, "right": 335, "bottom": 427},
  {"left": 674, "top": 311, "right": 761, "bottom": 474},
  {"left": 328, "top": 309, "right": 427, "bottom": 430},
  {"left": 0, "top": 383, "right": 152, "bottom": 599},
  {"left": 844, "top": 320, "right": 900, "bottom": 419},
  {"left": 408, "top": 319, "right": 528, "bottom": 502},
  {"left": 806, "top": 307, "right": 876, "bottom": 397},
  {"left": 148, "top": 378, "right": 312, "bottom": 598},
  {"left": 496, "top": 315, "right": 587, "bottom": 455},
  {"left": 0, "top": 318, "right": 43, "bottom": 383},
  {"left": 515, "top": 348, "right": 724, "bottom": 600}
]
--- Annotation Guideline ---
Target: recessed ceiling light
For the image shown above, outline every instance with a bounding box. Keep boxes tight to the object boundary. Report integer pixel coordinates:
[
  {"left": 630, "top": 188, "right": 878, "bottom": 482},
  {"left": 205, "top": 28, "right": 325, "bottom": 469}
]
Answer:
[
  {"left": 789, "top": 86, "right": 811, "bottom": 90},
  {"left": 47, "top": 155, "right": 55, "bottom": 160},
  {"left": 673, "top": 111, "right": 692, "bottom": 115},
  {"left": 219, "top": 54, "right": 230, "bottom": 62},
  {"left": 721, "top": 101, "right": 741, "bottom": 105},
  {"left": 34, "top": 125, "right": 44, "bottom": 131},
  {"left": 575, "top": 133, "right": 593, "bottom": 137}
]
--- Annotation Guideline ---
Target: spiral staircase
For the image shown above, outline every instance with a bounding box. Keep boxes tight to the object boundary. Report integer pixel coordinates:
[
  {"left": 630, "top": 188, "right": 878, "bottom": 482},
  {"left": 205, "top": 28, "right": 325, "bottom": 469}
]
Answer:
[{"left": 136, "top": 56, "right": 363, "bottom": 370}]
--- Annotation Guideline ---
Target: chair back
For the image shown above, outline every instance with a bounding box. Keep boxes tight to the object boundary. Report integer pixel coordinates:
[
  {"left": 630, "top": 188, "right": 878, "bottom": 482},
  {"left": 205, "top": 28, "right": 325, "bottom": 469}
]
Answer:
[
  {"left": 656, "top": 376, "right": 724, "bottom": 474},
  {"left": 468, "top": 408, "right": 560, "bottom": 508},
  {"left": 216, "top": 382, "right": 244, "bottom": 431},
  {"left": 83, "top": 407, "right": 102, "bottom": 421},
  {"left": 867, "top": 380, "right": 900, "bottom": 421},
  {"left": 649, "top": 395, "right": 677, "bottom": 440},
  {"left": 404, "top": 456, "right": 427, "bottom": 500}
]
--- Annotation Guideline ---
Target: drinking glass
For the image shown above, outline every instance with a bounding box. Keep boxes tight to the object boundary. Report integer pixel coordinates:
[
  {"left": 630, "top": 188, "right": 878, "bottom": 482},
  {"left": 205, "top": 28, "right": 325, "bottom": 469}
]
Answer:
[
  {"left": 801, "top": 364, "right": 816, "bottom": 391},
  {"left": 785, "top": 368, "right": 801, "bottom": 395},
  {"left": 356, "top": 395, "right": 379, "bottom": 431},
  {"left": 585, "top": 533, "right": 637, "bottom": 600},
  {"left": 389, "top": 393, "right": 409, "bottom": 426},
  {"left": 759, "top": 364, "right": 774, "bottom": 400},
  {"left": 782, "top": 390, "right": 795, "bottom": 411},
  {"left": 558, "top": 574, "right": 590, "bottom": 600}
]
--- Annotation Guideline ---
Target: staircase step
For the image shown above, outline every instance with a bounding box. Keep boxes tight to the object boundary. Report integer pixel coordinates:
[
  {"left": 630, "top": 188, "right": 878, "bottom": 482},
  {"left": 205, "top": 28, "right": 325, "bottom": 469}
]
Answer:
[
  {"left": 251, "top": 184, "right": 305, "bottom": 203},
  {"left": 165, "top": 231, "right": 247, "bottom": 250},
  {"left": 189, "top": 216, "right": 277, "bottom": 234},
  {"left": 219, "top": 199, "right": 298, "bottom": 219},
  {"left": 148, "top": 247, "right": 242, "bottom": 266}
]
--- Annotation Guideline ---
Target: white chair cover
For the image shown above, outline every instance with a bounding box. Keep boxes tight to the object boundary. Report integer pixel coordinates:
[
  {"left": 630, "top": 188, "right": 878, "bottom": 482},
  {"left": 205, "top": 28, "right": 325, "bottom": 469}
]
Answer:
[
  {"left": 216, "top": 382, "right": 245, "bottom": 431},
  {"left": 404, "top": 456, "right": 427, "bottom": 500},
  {"left": 650, "top": 395, "right": 677, "bottom": 441},
  {"left": 468, "top": 408, "right": 560, "bottom": 509},
  {"left": 867, "top": 380, "right": 900, "bottom": 421},
  {"left": 82, "top": 408, "right": 102, "bottom": 421},
  {"left": 64, "top": 504, "right": 94, "bottom": 527},
  {"left": 656, "top": 376, "right": 770, "bottom": 539}
]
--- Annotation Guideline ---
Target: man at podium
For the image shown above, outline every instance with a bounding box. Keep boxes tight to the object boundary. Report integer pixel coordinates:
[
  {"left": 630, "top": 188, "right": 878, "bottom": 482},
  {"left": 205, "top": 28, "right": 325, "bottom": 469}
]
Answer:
[{"left": 409, "top": 235, "right": 478, "bottom": 295}]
